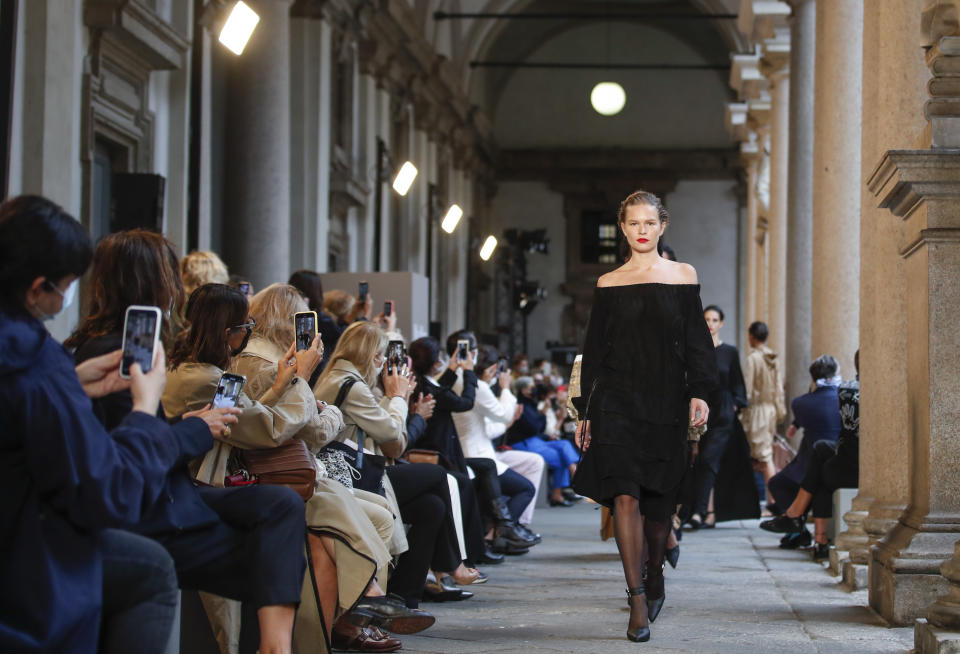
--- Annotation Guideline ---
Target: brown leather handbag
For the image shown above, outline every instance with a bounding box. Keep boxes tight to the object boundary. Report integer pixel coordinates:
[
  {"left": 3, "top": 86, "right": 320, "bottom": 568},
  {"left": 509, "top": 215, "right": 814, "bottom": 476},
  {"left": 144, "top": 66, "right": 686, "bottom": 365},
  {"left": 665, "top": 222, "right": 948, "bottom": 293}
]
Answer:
[{"left": 241, "top": 439, "right": 317, "bottom": 501}]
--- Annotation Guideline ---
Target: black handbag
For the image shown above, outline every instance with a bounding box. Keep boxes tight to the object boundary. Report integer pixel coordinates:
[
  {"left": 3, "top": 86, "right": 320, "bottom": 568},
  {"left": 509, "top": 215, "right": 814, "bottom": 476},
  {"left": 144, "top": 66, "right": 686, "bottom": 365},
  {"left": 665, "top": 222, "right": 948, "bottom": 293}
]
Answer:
[{"left": 321, "top": 377, "right": 387, "bottom": 496}]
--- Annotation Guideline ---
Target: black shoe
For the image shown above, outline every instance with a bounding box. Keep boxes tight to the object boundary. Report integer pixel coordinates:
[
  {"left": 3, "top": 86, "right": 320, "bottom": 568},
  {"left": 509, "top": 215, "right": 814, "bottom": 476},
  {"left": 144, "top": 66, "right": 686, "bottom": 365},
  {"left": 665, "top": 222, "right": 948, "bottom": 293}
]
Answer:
[
  {"left": 479, "top": 548, "right": 505, "bottom": 564},
  {"left": 779, "top": 529, "right": 812, "bottom": 550},
  {"left": 686, "top": 515, "right": 702, "bottom": 530},
  {"left": 766, "top": 502, "right": 784, "bottom": 516},
  {"left": 497, "top": 522, "right": 539, "bottom": 547},
  {"left": 760, "top": 514, "right": 804, "bottom": 534},
  {"left": 562, "top": 488, "right": 584, "bottom": 502},
  {"left": 646, "top": 594, "right": 665, "bottom": 623},
  {"left": 666, "top": 545, "right": 680, "bottom": 569},
  {"left": 515, "top": 523, "right": 542, "bottom": 545},
  {"left": 549, "top": 497, "right": 574, "bottom": 507},
  {"left": 346, "top": 594, "right": 437, "bottom": 634},
  {"left": 422, "top": 574, "right": 474, "bottom": 602},
  {"left": 812, "top": 542, "right": 830, "bottom": 560},
  {"left": 625, "top": 586, "right": 651, "bottom": 642},
  {"left": 487, "top": 536, "right": 529, "bottom": 555}
]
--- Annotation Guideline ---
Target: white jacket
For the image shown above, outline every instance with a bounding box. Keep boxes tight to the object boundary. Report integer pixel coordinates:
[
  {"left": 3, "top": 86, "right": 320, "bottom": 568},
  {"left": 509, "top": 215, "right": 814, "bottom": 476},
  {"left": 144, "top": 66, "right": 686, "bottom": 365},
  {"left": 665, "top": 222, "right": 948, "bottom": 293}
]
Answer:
[{"left": 452, "top": 372, "right": 517, "bottom": 475}]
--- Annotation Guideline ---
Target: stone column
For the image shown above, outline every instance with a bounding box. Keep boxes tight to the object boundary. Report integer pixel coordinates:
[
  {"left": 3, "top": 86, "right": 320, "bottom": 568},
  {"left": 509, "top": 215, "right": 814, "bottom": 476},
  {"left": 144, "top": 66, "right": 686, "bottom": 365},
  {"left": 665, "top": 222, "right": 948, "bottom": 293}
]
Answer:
[
  {"left": 764, "top": 60, "right": 790, "bottom": 362},
  {"left": 784, "top": 0, "right": 816, "bottom": 405},
  {"left": 859, "top": 0, "right": 935, "bottom": 626},
  {"left": 809, "top": 0, "right": 866, "bottom": 580},
  {"left": 223, "top": 0, "right": 293, "bottom": 289}
]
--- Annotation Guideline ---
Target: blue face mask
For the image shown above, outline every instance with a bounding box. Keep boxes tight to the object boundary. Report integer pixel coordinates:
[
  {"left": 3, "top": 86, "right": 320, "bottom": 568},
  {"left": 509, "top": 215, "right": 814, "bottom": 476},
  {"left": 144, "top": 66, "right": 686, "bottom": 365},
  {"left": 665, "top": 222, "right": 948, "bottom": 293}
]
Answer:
[{"left": 37, "top": 279, "right": 78, "bottom": 321}]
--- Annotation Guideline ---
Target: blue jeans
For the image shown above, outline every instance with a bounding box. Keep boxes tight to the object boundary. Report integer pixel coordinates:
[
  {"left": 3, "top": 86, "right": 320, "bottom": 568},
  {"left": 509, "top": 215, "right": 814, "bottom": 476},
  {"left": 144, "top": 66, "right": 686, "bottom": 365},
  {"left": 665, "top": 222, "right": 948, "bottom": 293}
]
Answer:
[
  {"left": 99, "top": 528, "right": 179, "bottom": 654},
  {"left": 512, "top": 437, "right": 580, "bottom": 491}
]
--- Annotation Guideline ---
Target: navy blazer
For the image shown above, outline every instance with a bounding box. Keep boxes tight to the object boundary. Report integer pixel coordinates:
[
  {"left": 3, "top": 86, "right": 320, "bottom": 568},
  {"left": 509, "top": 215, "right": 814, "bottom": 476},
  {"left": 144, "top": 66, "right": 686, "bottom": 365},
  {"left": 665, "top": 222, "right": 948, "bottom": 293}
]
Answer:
[
  {"left": 0, "top": 311, "right": 194, "bottom": 653},
  {"left": 505, "top": 394, "right": 547, "bottom": 445},
  {"left": 73, "top": 333, "right": 217, "bottom": 536},
  {"left": 778, "top": 385, "right": 842, "bottom": 484}
]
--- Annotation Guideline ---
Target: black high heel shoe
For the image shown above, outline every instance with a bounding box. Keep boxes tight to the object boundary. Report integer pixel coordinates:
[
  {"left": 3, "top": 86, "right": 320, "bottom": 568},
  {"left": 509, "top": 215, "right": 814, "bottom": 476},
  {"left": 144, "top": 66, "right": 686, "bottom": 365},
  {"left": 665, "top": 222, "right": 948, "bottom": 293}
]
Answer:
[
  {"left": 625, "top": 586, "right": 651, "bottom": 642},
  {"left": 666, "top": 545, "right": 680, "bottom": 569},
  {"left": 646, "top": 594, "right": 665, "bottom": 623}
]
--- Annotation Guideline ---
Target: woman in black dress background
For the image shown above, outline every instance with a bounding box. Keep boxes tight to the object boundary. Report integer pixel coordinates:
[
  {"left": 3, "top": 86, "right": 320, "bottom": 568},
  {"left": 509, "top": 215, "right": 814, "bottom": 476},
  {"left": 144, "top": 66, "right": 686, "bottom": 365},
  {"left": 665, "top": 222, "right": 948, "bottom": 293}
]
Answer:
[
  {"left": 687, "top": 305, "right": 748, "bottom": 529},
  {"left": 572, "top": 190, "right": 717, "bottom": 643}
]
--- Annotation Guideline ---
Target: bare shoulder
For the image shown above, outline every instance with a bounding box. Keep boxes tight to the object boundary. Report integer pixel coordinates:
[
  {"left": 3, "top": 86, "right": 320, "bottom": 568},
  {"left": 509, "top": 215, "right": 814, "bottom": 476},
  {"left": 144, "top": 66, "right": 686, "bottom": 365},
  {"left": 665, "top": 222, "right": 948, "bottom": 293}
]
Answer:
[
  {"left": 597, "top": 268, "right": 626, "bottom": 288},
  {"left": 664, "top": 260, "right": 698, "bottom": 284}
]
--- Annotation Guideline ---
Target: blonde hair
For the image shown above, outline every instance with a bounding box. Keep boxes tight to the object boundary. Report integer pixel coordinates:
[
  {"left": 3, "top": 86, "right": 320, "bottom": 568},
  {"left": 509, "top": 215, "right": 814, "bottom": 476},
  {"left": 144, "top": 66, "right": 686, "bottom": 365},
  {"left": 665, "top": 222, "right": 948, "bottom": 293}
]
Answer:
[
  {"left": 180, "top": 250, "right": 229, "bottom": 295},
  {"left": 249, "top": 283, "right": 307, "bottom": 351},
  {"left": 318, "top": 321, "right": 387, "bottom": 386},
  {"left": 323, "top": 289, "right": 355, "bottom": 322}
]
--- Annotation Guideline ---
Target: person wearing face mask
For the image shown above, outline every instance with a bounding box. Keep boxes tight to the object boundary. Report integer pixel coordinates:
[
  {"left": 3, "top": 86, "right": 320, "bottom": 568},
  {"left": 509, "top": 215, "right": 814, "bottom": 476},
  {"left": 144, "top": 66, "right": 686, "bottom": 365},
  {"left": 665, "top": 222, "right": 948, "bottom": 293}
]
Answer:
[
  {"left": 761, "top": 354, "right": 844, "bottom": 550},
  {"left": 0, "top": 196, "right": 199, "bottom": 654}
]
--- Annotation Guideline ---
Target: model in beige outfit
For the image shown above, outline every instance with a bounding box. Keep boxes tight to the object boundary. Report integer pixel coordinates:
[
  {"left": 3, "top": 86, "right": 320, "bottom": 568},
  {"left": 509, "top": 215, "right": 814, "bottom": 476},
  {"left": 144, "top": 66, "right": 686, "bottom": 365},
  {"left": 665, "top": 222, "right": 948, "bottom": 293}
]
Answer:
[{"left": 740, "top": 321, "right": 787, "bottom": 506}]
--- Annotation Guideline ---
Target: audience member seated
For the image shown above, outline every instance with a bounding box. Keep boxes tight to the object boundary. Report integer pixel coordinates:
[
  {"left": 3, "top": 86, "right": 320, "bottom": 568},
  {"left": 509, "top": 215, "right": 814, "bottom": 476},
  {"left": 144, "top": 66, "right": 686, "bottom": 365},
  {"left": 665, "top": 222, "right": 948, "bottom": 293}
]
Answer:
[
  {"left": 314, "top": 323, "right": 474, "bottom": 608},
  {"left": 0, "top": 196, "right": 186, "bottom": 654},
  {"left": 763, "top": 354, "right": 844, "bottom": 550},
  {"left": 506, "top": 376, "right": 582, "bottom": 506},
  {"left": 66, "top": 229, "right": 306, "bottom": 654},
  {"left": 180, "top": 249, "right": 229, "bottom": 296},
  {"left": 452, "top": 343, "right": 543, "bottom": 543},
  {"left": 235, "top": 282, "right": 415, "bottom": 648},
  {"left": 761, "top": 351, "right": 860, "bottom": 559}
]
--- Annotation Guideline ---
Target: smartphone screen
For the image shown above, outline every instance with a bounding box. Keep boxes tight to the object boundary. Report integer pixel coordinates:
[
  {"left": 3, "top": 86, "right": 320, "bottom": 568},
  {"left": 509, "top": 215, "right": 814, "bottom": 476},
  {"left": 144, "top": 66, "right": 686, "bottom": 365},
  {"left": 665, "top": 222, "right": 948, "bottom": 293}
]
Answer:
[
  {"left": 120, "top": 306, "right": 161, "bottom": 378},
  {"left": 238, "top": 283, "right": 251, "bottom": 296},
  {"left": 212, "top": 373, "right": 246, "bottom": 409},
  {"left": 384, "top": 300, "right": 393, "bottom": 317},
  {"left": 358, "top": 281, "right": 368, "bottom": 304},
  {"left": 387, "top": 340, "right": 404, "bottom": 372},
  {"left": 295, "top": 311, "right": 317, "bottom": 351},
  {"left": 457, "top": 339, "right": 470, "bottom": 362},
  {"left": 498, "top": 356, "right": 508, "bottom": 374}
]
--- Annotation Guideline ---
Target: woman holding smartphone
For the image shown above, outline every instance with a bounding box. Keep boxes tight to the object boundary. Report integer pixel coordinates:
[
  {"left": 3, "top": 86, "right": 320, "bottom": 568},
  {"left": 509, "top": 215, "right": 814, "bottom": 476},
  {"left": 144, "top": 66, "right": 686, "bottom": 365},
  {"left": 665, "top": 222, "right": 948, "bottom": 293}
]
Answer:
[
  {"left": 573, "top": 191, "right": 717, "bottom": 643},
  {"left": 67, "top": 231, "right": 310, "bottom": 654},
  {"left": 315, "top": 322, "right": 478, "bottom": 608},
  {"left": 235, "top": 282, "right": 423, "bottom": 651}
]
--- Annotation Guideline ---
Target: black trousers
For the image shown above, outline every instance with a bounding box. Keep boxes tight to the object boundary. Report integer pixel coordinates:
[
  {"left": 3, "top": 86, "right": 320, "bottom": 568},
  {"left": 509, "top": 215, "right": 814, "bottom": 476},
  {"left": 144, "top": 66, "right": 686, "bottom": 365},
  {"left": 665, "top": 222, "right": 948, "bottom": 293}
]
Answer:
[
  {"left": 385, "top": 463, "right": 462, "bottom": 607},
  {"left": 465, "top": 457, "right": 534, "bottom": 523},
  {"left": 693, "top": 425, "right": 732, "bottom": 517},
  {"left": 446, "top": 468, "right": 487, "bottom": 565},
  {"left": 801, "top": 440, "right": 859, "bottom": 518},
  {"left": 153, "top": 485, "right": 306, "bottom": 609}
]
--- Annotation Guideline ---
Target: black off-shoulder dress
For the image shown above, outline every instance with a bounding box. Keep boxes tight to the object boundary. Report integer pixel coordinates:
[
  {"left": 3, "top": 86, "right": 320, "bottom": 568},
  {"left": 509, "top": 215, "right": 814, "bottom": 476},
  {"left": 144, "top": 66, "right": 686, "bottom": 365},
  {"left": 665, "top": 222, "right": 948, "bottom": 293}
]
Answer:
[{"left": 571, "top": 283, "right": 718, "bottom": 520}]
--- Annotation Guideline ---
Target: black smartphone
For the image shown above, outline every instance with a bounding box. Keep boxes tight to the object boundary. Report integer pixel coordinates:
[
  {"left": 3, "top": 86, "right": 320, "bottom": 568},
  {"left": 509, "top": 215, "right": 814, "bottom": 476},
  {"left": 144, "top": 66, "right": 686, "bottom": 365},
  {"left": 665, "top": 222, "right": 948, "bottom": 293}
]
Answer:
[
  {"left": 120, "top": 305, "right": 162, "bottom": 379},
  {"left": 384, "top": 300, "right": 393, "bottom": 317},
  {"left": 457, "top": 339, "right": 470, "bottom": 362},
  {"left": 358, "top": 281, "right": 368, "bottom": 304},
  {"left": 212, "top": 373, "right": 246, "bottom": 409},
  {"left": 294, "top": 311, "right": 317, "bottom": 351},
  {"left": 387, "top": 340, "right": 404, "bottom": 372},
  {"left": 498, "top": 356, "right": 508, "bottom": 374},
  {"left": 237, "top": 282, "right": 251, "bottom": 296}
]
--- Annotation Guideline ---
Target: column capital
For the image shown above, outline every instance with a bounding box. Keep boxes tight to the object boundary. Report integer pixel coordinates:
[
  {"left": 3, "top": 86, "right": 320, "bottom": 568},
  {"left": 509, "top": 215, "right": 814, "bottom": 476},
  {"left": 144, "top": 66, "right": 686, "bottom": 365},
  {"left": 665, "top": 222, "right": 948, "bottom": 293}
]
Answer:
[
  {"left": 737, "top": 0, "right": 792, "bottom": 43},
  {"left": 922, "top": 1, "right": 960, "bottom": 47},
  {"left": 730, "top": 50, "right": 770, "bottom": 101},
  {"left": 759, "top": 28, "right": 792, "bottom": 80},
  {"left": 869, "top": 149, "right": 960, "bottom": 255}
]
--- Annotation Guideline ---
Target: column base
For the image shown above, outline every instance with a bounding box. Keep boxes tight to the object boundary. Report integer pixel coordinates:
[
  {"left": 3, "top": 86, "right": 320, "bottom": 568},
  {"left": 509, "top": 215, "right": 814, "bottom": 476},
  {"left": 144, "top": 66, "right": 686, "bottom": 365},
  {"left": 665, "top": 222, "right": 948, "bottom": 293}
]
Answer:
[
  {"left": 829, "top": 547, "right": 849, "bottom": 576},
  {"left": 869, "top": 518, "right": 956, "bottom": 626},
  {"left": 841, "top": 560, "right": 868, "bottom": 591},
  {"left": 915, "top": 618, "right": 960, "bottom": 654}
]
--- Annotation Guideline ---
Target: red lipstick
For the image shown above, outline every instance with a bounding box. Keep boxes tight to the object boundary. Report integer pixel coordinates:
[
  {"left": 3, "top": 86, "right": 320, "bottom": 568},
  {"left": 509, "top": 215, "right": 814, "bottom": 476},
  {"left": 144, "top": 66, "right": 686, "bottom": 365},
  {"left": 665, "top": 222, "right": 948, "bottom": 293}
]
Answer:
[{"left": 637, "top": 238, "right": 649, "bottom": 243}]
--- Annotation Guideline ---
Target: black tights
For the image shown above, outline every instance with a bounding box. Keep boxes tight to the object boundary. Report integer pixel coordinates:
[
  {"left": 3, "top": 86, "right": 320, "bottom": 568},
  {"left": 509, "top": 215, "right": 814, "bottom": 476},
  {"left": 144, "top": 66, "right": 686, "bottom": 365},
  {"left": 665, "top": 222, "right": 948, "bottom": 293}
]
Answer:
[{"left": 613, "top": 495, "right": 671, "bottom": 630}]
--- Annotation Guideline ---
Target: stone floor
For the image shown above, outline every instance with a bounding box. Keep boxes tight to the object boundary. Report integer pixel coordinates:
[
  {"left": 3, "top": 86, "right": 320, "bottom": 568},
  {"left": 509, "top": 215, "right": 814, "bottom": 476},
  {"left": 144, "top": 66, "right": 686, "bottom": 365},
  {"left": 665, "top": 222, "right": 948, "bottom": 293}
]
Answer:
[{"left": 399, "top": 502, "right": 914, "bottom": 654}]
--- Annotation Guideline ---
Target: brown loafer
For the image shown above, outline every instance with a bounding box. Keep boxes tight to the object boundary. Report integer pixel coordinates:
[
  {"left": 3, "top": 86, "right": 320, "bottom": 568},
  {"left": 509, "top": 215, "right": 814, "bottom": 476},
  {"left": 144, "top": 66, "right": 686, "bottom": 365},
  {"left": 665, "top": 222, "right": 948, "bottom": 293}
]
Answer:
[{"left": 331, "top": 618, "right": 402, "bottom": 652}]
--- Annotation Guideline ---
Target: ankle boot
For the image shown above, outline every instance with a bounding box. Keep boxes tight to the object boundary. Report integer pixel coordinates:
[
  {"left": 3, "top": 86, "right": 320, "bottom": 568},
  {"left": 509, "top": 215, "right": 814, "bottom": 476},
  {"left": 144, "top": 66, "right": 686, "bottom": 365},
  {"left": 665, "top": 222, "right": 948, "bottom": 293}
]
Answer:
[{"left": 490, "top": 497, "right": 538, "bottom": 547}]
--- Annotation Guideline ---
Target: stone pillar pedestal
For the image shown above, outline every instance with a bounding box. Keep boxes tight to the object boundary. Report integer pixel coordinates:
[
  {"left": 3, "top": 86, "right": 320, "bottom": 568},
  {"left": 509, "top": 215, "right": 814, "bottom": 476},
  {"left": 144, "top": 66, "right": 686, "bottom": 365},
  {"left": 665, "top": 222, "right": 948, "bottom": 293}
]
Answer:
[
  {"left": 223, "top": 0, "right": 293, "bottom": 289},
  {"left": 867, "top": 149, "right": 960, "bottom": 626}
]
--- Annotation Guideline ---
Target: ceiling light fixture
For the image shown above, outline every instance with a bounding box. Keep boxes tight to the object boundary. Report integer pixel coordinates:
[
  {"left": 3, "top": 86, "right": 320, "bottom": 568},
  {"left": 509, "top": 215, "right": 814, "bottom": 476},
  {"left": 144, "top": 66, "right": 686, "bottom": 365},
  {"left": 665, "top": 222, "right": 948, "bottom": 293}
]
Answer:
[
  {"left": 591, "top": 81, "right": 626, "bottom": 116},
  {"left": 391, "top": 162, "right": 418, "bottom": 196},
  {"left": 440, "top": 204, "right": 464, "bottom": 233},
  {"left": 218, "top": 1, "right": 260, "bottom": 55},
  {"left": 479, "top": 236, "right": 498, "bottom": 261}
]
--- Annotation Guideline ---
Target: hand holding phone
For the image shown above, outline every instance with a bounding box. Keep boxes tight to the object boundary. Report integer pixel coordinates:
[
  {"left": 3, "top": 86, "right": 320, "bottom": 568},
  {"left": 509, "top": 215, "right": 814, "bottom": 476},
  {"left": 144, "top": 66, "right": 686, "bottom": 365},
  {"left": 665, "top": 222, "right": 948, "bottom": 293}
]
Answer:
[
  {"left": 130, "top": 342, "right": 168, "bottom": 416},
  {"left": 295, "top": 311, "right": 318, "bottom": 352},
  {"left": 212, "top": 372, "right": 246, "bottom": 409},
  {"left": 383, "top": 300, "right": 393, "bottom": 317},
  {"left": 358, "top": 281, "right": 369, "bottom": 305},
  {"left": 120, "top": 305, "right": 163, "bottom": 379}
]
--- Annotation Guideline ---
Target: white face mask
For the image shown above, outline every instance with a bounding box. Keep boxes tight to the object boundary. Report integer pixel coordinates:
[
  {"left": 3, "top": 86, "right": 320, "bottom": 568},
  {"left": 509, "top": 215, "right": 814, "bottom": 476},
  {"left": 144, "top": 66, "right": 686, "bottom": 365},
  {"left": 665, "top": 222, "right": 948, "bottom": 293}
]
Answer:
[{"left": 38, "top": 278, "right": 78, "bottom": 321}]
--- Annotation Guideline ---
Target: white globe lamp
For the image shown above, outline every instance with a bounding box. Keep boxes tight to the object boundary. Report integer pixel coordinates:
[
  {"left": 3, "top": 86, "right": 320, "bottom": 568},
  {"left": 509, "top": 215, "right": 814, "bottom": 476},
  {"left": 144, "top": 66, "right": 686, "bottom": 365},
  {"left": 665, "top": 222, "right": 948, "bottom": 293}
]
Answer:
[{"left": 590, "top": 82, "right": 626, "bottom": 116}]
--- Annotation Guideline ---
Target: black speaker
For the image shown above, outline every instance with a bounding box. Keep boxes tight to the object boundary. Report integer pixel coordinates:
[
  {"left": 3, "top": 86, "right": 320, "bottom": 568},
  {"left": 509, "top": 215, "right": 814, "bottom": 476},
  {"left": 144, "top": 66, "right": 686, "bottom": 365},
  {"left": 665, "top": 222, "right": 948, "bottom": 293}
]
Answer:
[{"left": 111, "top": 173, "right": 165, "bottom": 233}]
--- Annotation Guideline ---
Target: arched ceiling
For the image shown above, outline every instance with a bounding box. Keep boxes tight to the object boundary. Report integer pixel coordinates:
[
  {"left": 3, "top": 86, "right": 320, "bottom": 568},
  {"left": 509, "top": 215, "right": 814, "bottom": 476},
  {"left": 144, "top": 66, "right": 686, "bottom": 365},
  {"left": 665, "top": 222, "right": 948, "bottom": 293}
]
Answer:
[{"left": 418, "top": 0, "right": 745, "bottom": 150}]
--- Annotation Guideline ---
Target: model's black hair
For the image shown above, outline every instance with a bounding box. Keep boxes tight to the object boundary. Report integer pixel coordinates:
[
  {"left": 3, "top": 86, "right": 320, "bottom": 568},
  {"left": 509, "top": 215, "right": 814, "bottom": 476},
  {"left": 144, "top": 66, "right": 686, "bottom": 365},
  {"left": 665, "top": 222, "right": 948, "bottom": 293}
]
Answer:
[
  {"left": 809, "top": 354, "right": 838, "bottom": 381},
  {"left": 661, "top": 244, "right": 677, "bottom": 261},
  {"left": 704, "top": 305, "right": 725, "bottom": 322},
  {"left": 748, "top": 321, "right": 769, "bottom": 343},
  {"left": 0, "top": 195, "right": 93, "bottom": 312}
]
